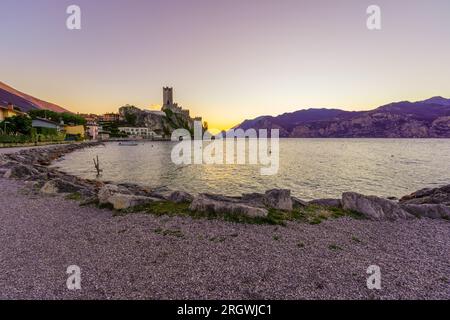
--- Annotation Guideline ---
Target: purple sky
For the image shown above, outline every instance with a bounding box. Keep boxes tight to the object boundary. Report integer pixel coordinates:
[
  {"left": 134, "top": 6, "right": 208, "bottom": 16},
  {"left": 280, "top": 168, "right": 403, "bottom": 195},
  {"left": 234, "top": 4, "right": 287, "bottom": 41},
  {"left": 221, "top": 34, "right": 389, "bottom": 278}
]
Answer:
[{"left": 1, "top": 0, "right": 450, "bottom": 129}]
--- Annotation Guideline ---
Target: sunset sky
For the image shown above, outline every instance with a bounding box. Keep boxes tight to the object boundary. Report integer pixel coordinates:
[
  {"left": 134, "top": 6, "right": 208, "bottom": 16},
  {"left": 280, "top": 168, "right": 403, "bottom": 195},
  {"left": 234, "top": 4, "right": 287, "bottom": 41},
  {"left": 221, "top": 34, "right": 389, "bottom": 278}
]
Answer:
[{"left": 1, "top": 0, "right": 450, "bottom": 130}]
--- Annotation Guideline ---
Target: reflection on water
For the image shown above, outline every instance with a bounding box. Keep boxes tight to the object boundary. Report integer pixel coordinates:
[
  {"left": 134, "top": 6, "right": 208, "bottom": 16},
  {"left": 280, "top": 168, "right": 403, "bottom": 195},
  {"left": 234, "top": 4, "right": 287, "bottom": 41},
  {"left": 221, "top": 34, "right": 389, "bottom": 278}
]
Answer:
[{"left": 52, "top": 139, "right": 450, "bottom": 200}]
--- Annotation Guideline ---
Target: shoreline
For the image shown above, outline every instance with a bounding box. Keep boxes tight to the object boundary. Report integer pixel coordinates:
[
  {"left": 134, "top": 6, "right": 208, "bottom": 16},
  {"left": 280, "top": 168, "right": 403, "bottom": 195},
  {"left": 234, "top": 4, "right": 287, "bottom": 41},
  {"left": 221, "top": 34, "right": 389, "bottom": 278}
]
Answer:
[
  {"left": 0, "top": 142, "right": 449, "bottom": 299},
  {"left": 1, "top": 142, "right": 449, "bottom": 220}
]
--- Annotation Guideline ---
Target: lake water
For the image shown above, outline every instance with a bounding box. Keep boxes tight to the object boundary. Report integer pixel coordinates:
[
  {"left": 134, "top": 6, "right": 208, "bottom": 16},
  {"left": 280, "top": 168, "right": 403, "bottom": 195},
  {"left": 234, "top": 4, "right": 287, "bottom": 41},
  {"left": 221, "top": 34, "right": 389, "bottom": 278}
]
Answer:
[{"left": 53, "top": 139, "right": 450, "bottom": 200}]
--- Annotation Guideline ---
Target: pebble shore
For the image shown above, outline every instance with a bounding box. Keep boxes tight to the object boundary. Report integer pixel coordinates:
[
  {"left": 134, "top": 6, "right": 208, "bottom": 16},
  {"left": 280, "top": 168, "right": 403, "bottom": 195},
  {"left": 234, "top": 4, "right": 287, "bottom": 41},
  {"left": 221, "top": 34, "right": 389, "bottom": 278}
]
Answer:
[{"left": 0, "top": 177, "right": 448, "bottom": 299}]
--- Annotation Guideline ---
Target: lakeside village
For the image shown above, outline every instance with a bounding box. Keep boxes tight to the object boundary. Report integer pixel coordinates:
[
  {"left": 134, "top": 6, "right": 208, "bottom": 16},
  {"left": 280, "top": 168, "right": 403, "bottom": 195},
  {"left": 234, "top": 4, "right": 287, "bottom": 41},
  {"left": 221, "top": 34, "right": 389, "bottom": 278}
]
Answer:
[{"left": 0, "top": 87, "right": 205, "bottom": 146}]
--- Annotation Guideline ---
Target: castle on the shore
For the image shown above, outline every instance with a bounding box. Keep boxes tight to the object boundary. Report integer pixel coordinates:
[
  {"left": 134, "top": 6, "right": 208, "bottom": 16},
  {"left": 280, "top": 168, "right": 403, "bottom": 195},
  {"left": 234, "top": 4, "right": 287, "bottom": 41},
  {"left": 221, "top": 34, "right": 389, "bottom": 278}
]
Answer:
[
  {"left": 117, "top": 87, "right": 202, "bottom": 138},
  {"left": 162, "top": 87, "right": 190, "bottom": 117},
  {"left": 162, "top": 87, "right": 202, "bottom": 122}
]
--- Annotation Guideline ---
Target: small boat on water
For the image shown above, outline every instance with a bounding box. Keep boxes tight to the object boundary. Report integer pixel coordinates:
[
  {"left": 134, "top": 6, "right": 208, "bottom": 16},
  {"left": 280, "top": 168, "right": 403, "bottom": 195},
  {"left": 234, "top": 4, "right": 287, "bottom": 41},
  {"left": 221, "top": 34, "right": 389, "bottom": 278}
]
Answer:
[{"left": 119, "top": 141, "right": 139, "bottom": 146}]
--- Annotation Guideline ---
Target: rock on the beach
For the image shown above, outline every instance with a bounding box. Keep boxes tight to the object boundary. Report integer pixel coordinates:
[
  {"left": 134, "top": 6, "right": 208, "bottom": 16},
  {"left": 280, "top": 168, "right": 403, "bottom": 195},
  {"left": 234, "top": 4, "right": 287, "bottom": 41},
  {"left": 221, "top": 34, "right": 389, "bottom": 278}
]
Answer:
[
  {"left": 98, "top": 184, "right": 161, "bottom": 209},
  {"left": 241, "top": 193, "right": 267, "bottom": 209},
  {"left": 40, "top": 181, "right": 59, "bottom": 194},
  {"left": 264, "top": 189, "right": 293, "bottom": 211},
  {"left": 190, "top": 194, "right": 268, "bottom": 218},
  {"left": 167, "top": 191, "right": 194, "bottom": 203},
  {"left": 150, "top": 188, "right": 194, "bottom": 203},
  {"left": 2, "top": 163, "right": 37, "bottom": 179},
  {"left": 242, "top": 190, "right": 295, "bottom": 211},
  {"left": 308, "top": 198, "right": 342, "bottom": 208},
  {"left": 40, "top": 178, "right": 88, "bottom": 195},
  {"left": 401, "top": 204, "right": 450, "bottom": 220},
  {"left": 400, "top": 184, "right": 450, "bottom": 206},
  {"left": 107, "top": 193, "right": 161, "bottom": 210},
  {"left": 2, "top": 168, "right": 12, "bottom": 178},
  {"left": 117, "top": 183, "right": 154, "bottom": 197},
  {"left": 292, "top": 197, "right": 308, "bottom": 207},
  {"left": 98, "top": 184, "right": 126, "bottom": 204},
  {"left": 342, "top": 192, "right": 414, "bottom": 221}
]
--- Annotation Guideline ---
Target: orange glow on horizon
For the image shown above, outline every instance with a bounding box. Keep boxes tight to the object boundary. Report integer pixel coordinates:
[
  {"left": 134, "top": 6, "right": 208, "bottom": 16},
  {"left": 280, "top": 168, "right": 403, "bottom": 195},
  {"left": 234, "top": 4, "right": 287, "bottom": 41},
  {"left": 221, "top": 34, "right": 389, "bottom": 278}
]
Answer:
[{"left": 9, "top": 84, "right": 450, "bottom": 132}]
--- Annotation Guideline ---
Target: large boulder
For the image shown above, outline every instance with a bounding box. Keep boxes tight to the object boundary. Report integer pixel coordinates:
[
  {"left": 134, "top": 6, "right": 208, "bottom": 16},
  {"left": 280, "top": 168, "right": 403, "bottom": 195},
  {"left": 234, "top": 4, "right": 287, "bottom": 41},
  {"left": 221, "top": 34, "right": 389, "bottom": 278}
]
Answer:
[
  {"left": 264, "top": 189, "right": 293, "bottom": 211},
  {"left": 242, "top": 190, "right": 294, "bottom": 211},
  {"left": 150, "top": 187, "right": 194, "bottom": 203},
  {"left": 241, "top": 193, "right": 266, "bottom": 207},
  {"left": 400, "top": 184, "right": 450, "bottom": 206},
  {"left": 40, "top": 180, "right": 60, "bottom": 194},
  {"left": 107, "top": 194, "right": 161, "bottom": 210},
  {"left": 98, "top": 184, "right": 161, "bottom": 209},
  {"left": 167, "top": 191, "right": 194, "bottom": 203},
  {"left": 98, "top": 184, "right": 129, "bottom": 205},
  {"left": 342, "top": 192, "right": 414, "bottom": 221},
  {"left": 292, "top": 197, "right": 308, "bottom": 207},
  {"left": 117, "top": 183, "right": 153, "bottom": 197},
  {"left": 190, "top": 194, "right": 268, "bottom": 218},
  {"left": 401, "top": 204, "right": 450, "bottom": 220},
  {"left": 40, "top": 178, "right": 90, "bottom": 195},
  {"left": 3, "top": 163, "right": 38, "bottom": 179}
]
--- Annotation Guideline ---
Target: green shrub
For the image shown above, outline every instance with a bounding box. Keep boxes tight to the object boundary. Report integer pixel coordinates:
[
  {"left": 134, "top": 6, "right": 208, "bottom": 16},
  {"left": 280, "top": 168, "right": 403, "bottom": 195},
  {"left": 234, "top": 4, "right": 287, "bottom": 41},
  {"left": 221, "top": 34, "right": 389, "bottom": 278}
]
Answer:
[
  {"left": 0, "top": 134, "right": 31, "bottom": 143},
  {"left": 29, "top": 110, "right": 86, "bottom": 125},
  {"left": 0, "top": 115, "right": 32, "bottom": 135}
]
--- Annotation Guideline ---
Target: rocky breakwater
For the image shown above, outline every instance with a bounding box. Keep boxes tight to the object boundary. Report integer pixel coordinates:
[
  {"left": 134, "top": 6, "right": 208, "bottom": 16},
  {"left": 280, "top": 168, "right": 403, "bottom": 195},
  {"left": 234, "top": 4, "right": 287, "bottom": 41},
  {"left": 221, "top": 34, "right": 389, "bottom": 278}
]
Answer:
[
  {"left": 399, "top": 185, "right": 450, "bottom": 220},
  {"left": 0, "top": 143, "right": 104, "bottom": 200},
  {"left": 0, "top": 144, "right": 449, "bottom": 223},
  {"left": 341, "top": 189, "right": 450, "bottom": 221}
]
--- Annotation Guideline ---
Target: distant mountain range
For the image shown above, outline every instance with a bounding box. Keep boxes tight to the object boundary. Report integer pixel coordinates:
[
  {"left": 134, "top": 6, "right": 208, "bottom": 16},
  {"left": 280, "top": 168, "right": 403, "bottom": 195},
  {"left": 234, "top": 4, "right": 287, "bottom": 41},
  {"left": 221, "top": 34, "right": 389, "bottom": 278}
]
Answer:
[
  {"left": 234, "top": 97, "right": 450, "bottom": 138},
  {"left": 0, "top": 81, "right": 69, "bottom": 113}
]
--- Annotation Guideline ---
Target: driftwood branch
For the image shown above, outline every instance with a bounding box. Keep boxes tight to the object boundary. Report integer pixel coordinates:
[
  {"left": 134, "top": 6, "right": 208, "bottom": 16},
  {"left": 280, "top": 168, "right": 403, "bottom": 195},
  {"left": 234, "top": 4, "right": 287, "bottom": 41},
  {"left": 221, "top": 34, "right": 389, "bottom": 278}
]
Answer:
[{"left": 93, "top": 155, "right": 103, "bottom": 176}]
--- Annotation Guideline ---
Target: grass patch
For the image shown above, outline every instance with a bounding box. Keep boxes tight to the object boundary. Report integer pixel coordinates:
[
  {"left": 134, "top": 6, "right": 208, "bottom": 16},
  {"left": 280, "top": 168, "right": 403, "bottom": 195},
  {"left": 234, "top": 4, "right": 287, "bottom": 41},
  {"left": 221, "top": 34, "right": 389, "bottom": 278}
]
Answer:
[
  {"left": 309, "top": 217, "right": 323, "bottom": 225},
  {"left": 154, "top": 227, "right": 184, "bottom": 238},
  {"left": 130, "top": 201, "right": 191, "bottom": 216},
  {"left": 330, "top": 207, "right": 365, "bottom": 220},
  {"left": 114, "top": 200, "right": 364, "bottom": 227},
  {"left": 273, "top": 235, "right": 281, "bottom": 241},
  {"left": 210, "top": 236, "right": 227, "bottom": 243},
  {"left": 97, "top": 202, "right": 114, "bottom": 210},
  {"left": 352, "top": 236, "right": 362, "bottom": 243},
  {"left": 328, "top": 244, "right": 343, "bottom": 251},
  {"left": 65, "top": 192, "right": 82, "bottom": 201},
  {"left": 296, "top": 205, "right": 364, "bottom": 225},
  {"left": 297, "top": 242, "right": 305, "bottom": 248},
  {"left": 127, "top": 201, "right": 294, "bottom": 226}
]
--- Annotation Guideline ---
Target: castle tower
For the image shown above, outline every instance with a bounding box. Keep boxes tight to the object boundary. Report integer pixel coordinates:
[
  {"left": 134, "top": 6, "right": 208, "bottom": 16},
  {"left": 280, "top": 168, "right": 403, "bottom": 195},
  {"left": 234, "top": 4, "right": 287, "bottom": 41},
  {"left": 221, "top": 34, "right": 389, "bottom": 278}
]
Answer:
[{"left": 163, "top": 87, "right": 173, "bottom": 107}]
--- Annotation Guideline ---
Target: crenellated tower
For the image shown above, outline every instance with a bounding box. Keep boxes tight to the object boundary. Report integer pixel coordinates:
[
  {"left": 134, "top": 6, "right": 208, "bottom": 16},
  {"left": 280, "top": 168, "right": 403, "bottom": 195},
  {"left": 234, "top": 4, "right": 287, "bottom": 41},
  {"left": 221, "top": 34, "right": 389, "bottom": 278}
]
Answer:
[{"left": 163, "top": 87, "right": 173, "bottom": 107}]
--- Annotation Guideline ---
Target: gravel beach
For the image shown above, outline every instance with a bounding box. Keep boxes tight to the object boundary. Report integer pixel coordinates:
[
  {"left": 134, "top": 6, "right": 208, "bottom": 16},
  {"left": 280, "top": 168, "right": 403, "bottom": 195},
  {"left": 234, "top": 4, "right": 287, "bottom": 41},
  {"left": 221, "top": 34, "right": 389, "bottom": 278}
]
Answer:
[{"left": 0, "top": 177, "right": 448, "bottom": 300}]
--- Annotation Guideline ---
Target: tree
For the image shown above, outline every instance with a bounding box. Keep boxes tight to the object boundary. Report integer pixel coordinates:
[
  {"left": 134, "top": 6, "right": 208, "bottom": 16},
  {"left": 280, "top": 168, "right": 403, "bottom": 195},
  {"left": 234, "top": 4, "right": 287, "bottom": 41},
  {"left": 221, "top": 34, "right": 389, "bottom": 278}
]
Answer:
[
  {"left": 28, "top": 109, "right": 60, "bottom": 122},
  {"left": 61, "top": 113, "right": 86, "bottom": 126},
  {"left": 0, "top": 115, "right": 32, "bottom": 135},
  {"left": 124, "top": 113, "right": 137, "bottom": 126},
  {"left": 28, "top": 109, "right": 86, "bottom": 126}
]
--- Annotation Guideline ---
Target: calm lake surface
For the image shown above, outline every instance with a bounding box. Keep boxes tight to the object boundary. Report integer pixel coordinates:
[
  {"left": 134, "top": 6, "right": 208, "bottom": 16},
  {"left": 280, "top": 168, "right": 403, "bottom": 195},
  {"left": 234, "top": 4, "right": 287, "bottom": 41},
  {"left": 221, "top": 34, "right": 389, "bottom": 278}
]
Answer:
[{"left": 53, "top": 139, "right": 450, "bottom": 200}]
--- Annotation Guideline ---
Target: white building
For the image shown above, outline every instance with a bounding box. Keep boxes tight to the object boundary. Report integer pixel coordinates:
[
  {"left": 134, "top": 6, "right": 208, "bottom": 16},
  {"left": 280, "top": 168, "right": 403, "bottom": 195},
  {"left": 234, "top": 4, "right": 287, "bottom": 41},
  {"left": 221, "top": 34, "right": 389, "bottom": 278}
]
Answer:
[
  {"left": 119, "top": 127, "right": 162, "bottom": 139},
  {"left": 86, "top": 122, "right": 99, "bottom": 140}
]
